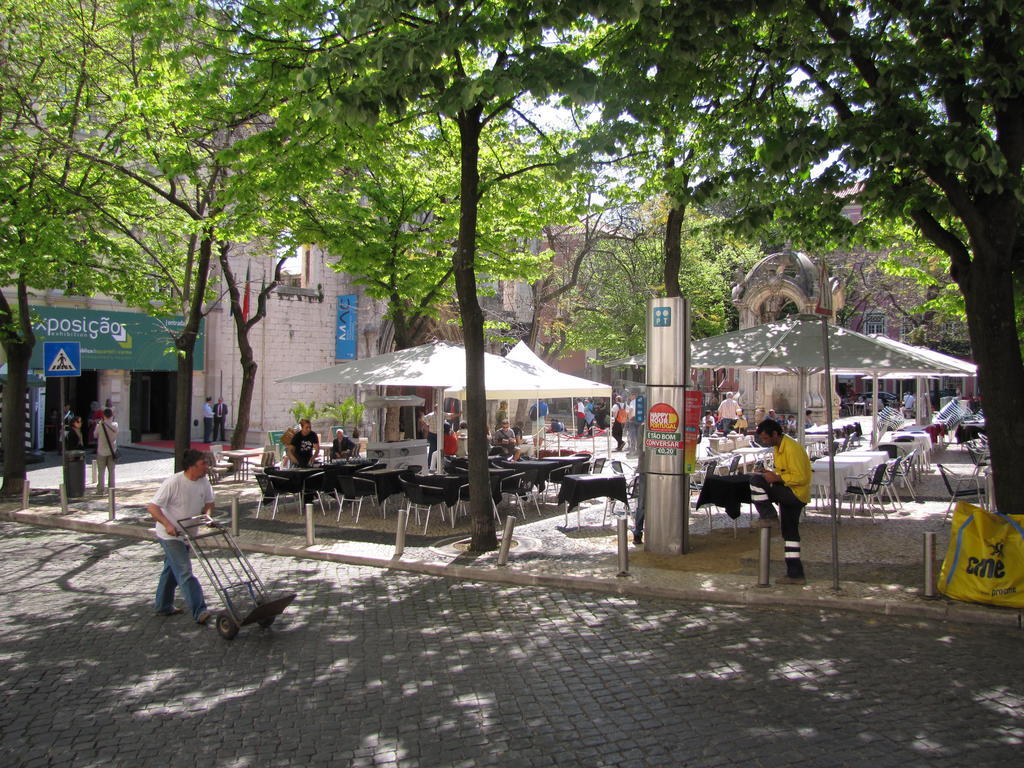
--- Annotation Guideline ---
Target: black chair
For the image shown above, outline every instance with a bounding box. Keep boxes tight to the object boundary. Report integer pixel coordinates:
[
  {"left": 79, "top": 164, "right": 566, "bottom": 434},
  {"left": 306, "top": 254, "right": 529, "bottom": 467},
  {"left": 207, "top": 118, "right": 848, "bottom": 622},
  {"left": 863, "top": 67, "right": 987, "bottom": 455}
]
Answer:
[
  {"left": 266, "top": 473, "right": 305, "bottom": 518},
  {"left": 336, "top": 474, "right": 379, "bottom": 522},
  {"left": 497, "top": 472, "right": 540, "bottom": 517},
  {"left": 726, "top": 454, "right": 742, "bottom": 476},
  {"left": 254, "top": 472, "right": 280, "bottom": 519},
  {"left": 937, "top": 464, "right": 985, "bottom": 520},
  {"left": 400, "top": 476, "right": 449, "bottom": 534},
  {"left": 590, "top": 457, "right": 606, "bottom": 474}
]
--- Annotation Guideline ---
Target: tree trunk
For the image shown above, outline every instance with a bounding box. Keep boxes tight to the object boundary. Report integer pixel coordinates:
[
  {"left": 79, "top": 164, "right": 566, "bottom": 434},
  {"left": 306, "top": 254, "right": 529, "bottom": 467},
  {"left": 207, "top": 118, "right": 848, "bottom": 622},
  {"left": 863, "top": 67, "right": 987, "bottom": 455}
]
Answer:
[
  {"left": 663, "top": 203, "right": 684, "bottom": 298},
  {"left": 956, "top": 244, "right": 1024, "bottom": 517},
  {"left": 456, "top": 106, "right": 497, "bottom": 552},
  {"left": 0, "top": 280, "right": 36, "bottom": 497},
  {"left": 172, "top": 232, "right": 215, "bottom": 471}
]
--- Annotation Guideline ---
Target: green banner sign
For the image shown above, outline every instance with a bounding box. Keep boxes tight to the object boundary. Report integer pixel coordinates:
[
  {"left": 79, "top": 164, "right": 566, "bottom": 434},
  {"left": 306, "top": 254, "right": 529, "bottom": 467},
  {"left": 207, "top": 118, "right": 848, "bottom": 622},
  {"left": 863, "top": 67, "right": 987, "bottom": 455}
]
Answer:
[{"left": 29, "top": 306, "right": 204, "bottom": 372}]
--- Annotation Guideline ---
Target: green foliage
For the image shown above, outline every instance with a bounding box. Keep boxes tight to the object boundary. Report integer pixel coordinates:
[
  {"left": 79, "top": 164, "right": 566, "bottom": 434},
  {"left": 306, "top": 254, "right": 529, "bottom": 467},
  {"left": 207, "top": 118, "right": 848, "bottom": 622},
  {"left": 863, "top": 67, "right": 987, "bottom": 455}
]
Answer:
[
  {"left": 562, "top": 203, "right": 762, "bottom": 359},
  {"left": 319, "top": 396, "right": 365, "bottom": 427},
  {"left": 288, "top": 400, "right": 320, "bottom": 424}
]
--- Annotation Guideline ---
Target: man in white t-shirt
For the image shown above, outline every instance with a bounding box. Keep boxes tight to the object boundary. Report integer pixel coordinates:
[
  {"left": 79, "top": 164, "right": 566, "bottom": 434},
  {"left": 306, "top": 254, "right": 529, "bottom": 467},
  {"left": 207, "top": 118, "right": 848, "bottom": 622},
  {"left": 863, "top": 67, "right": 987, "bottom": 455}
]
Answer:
[
  {"left": 903, "top": 391, "right": 916, "bottom": 418},
  {"left": 148, "top": 449, "right": 215, "bottom": 624},
  {"left": 717, "top": 392, "right": 741, "bottom": 434}
]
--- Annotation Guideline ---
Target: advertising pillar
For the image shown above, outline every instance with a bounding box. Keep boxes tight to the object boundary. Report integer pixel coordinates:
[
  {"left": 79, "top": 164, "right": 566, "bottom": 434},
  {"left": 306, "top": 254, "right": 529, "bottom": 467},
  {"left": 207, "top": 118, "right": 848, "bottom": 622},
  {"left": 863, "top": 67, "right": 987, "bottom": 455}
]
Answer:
[{"left": 643, "top": 297, "right": 693, "bottom": 555}]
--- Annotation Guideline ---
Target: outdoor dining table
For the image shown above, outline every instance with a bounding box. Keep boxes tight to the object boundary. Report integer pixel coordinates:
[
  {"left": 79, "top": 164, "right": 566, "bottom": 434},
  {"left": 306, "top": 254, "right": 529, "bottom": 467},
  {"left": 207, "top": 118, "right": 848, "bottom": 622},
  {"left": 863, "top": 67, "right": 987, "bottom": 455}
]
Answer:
[
  {"left": 221, "top": 447, "right": 265, "bottom": 480},
  {"left": 811, "top": 450, "right": 890, "bottom": 510},
  {"left": 323, "top": 458, "right": 379, "bottom": 475},
  {"left": 453, "top": 465, "right": 517, "bottom": 504},
  {"left": 265, "top": 466, "right": 328, "bottom": 509},
  {"left": 556, "top": 473, "right": 628, "bottom": 528},
  {"left": 416, "top": 474, "right": 468, "bottom": 509},
  {"left": 355, "top": 466, "right": 408, "bottom": 506},
  {"left": 495, "top": 458, "right": 562, "bottom": 490}
]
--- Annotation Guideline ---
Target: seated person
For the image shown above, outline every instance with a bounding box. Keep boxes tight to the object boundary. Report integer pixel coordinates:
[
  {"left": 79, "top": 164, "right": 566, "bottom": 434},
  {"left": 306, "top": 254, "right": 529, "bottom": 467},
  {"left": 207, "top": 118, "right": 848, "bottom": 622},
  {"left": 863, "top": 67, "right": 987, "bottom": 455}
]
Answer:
[
  {"left": 443, "top": 422, "right": 458, "bottom": 457},
  {"left": 804, "top": 410, "right": 815, "bottom": 430},
  {"left": 290, "top": 419, "right": 320, "bottom": 467},
  {"left": 702, "top": 410, "right": 717, "bottom": 436},
  {"left": 734, "top": 409, "right": 749, "bottom": 433},
  {"left": 550, "top": 418, "right": 566, "bottom": 433},
  {"left": 492, "top": 419, "right": 521, "bottom": 460},
  {"left": 331, "top": 428, "right": 357, "bottom": 460}
]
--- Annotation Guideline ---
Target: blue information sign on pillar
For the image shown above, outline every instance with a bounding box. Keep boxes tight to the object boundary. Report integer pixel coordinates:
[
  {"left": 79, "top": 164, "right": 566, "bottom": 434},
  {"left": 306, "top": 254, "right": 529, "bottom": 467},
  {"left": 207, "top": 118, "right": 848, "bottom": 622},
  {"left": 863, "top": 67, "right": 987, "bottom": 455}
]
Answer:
[
  {"left": 43, "top": 341, "right": 81, "bottom": 377},
  {"left": 634, "top": 395, "right": 646, "bottom": 423}
]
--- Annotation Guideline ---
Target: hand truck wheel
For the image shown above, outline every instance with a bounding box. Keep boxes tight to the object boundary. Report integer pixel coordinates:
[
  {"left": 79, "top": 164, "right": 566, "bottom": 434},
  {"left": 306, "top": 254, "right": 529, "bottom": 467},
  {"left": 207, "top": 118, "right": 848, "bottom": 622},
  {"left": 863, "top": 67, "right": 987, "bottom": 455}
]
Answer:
[{"left": 216, "top": 613, "right": 239, "bottom": 640}]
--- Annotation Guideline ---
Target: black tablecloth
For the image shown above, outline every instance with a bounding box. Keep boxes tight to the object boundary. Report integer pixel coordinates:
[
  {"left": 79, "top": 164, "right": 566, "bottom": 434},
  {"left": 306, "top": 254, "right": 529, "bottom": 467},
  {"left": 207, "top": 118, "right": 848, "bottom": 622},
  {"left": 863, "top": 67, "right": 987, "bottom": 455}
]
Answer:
[
  {"left": 323, "top": 459, "right": 378, "bottom": 475},
  {"left": 955, "top": 423, "right": 986, "bottom": 444},
  {"left": 416, "top": 474, "right": 467, "bottom": 508},
  {"left": 694, "top": 474, "right": 753, "bottom": 520},
  {"left": 556, "top": 474, "right": 628, "bottom": 510},
  {"left": 355, "top": 467, "right": 407, "bottom": 503},
  {"left": 494, "top": 459, "right": 561, "bottom": 490},
  {"left": 453, "top": 466, "right": 516, "bottom": 503}
]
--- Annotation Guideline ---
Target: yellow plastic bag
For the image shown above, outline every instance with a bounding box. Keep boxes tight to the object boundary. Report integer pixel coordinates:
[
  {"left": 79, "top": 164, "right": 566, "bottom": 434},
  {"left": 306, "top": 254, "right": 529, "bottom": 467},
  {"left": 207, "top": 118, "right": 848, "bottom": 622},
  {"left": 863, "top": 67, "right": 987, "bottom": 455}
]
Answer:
[{"left": 937, "top": 502, "right": 1024, "bottom": 608}]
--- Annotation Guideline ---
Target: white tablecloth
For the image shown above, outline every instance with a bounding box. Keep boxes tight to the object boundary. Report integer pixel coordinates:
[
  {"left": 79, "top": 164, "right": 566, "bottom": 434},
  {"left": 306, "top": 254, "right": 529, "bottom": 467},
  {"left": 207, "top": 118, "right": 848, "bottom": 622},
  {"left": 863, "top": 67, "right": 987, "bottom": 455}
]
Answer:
[
  {"left": 812, "top": 451, "right": 890, "bottom": 491},
  {"left": 887, "top": 431, "right": 933, "bottom": 468}
]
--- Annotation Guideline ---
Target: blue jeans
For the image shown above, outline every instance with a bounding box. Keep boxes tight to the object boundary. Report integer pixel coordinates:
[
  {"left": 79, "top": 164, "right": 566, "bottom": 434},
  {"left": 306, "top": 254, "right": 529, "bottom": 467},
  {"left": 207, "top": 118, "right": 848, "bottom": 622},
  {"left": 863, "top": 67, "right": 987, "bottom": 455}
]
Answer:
[{"left": 155, "top": 538, "right": 207, "bottom": 620}]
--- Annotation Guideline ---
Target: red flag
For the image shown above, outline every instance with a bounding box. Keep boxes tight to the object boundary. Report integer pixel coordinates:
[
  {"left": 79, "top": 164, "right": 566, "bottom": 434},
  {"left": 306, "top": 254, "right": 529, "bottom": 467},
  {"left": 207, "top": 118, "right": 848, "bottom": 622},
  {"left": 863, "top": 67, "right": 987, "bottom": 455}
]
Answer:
[{"left": 241, "top": 264, "right": 251, "bottom": 320}]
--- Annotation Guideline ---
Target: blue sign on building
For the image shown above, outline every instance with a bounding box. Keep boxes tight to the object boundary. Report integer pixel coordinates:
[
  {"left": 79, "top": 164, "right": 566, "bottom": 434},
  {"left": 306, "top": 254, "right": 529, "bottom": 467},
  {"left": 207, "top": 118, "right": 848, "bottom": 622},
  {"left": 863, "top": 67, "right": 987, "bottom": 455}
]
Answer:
[
  {"left": 335, "top": 294, "right": 358, "bottom": 360},
  {"left": 43, "top": 341, "right": 81, "bottom": 377},
  {"left": 634, "top": 395, "right": 646, "bottom": 423}
]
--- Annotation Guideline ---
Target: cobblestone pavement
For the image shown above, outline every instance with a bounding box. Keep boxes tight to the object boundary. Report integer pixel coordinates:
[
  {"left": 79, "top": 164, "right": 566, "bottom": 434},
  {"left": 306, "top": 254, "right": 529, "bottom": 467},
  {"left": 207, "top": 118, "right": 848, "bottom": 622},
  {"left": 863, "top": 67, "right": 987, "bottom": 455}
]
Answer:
[{"left": 2, "top": 523, "right": 1023, "bottom": 768}]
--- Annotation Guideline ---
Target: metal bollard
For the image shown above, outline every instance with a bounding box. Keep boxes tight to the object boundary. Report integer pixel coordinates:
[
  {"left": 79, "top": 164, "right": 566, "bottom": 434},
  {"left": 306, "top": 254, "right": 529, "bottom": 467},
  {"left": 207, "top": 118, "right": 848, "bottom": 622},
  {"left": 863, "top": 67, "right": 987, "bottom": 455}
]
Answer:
[
  {"left": 230, "top": 495, "right": 240, "bottom": 537},
  {"left": 393, "top": 507, "right": 408, "bottom": 559},
  {"left": 305, "top": 503, "right": 315, "bottom": 546},
  {"left": 91, "top": 460, "right": 97, "bottom": 486},
  {"left": 616, "top": 517, "right": 629, "bottom": 577},
  {"left": 59, "top": 483, "right": 68, "bottom": 514},
  {"left": 497, "top": 516, "right": 516, "bottom": 567},
  {"left": 107, "top": 489, "right": 116, "bottom": 521},
  {"left": 22, "top": 481, "right": 30, "bottom": 510},
  {"left": 757, "top": 526, "right": 771, "bottom": 587},
  {"left": 923, "top": 531, "right": 937, "bottom": 598}
]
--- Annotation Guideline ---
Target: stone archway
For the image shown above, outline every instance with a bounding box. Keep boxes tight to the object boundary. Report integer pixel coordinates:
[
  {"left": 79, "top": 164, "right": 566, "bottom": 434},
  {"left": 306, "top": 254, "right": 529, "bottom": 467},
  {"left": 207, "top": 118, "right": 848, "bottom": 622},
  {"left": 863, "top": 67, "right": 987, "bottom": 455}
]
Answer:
[{"left": 730, "top": 251, "right": 844, "bottom": 419}]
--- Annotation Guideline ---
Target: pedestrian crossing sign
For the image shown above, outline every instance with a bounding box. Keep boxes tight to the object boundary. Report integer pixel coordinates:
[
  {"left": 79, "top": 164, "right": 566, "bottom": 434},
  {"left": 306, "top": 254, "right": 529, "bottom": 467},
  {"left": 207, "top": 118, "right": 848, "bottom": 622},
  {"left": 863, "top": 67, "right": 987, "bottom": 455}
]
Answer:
[{"left": 43, "top": 342, "right": 81, "bottom": 377}]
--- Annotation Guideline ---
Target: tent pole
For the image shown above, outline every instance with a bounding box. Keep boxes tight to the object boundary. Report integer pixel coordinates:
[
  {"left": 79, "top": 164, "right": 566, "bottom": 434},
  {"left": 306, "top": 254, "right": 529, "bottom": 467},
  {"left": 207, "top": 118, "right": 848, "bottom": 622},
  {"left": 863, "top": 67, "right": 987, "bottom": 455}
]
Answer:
[
  {"left": 871, "top": 373, "right": 880, "bottom": 446},
  {"left": 820, "top": 318, "right": 841, "bottom": 592}
]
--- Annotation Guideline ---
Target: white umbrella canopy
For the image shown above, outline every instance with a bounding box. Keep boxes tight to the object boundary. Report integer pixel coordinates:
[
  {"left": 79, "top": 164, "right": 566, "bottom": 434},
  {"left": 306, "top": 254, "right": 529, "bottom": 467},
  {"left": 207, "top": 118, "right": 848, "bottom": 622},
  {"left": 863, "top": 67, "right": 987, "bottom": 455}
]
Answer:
[
  {"left": 276, "top": 341, "right": 610, "bottom": 400},
  {"left": 690, "top": 315, "right": 961, "bottom": 375},
  {"left": 503, "top": 342, "right": 611, "bottom": 398}
]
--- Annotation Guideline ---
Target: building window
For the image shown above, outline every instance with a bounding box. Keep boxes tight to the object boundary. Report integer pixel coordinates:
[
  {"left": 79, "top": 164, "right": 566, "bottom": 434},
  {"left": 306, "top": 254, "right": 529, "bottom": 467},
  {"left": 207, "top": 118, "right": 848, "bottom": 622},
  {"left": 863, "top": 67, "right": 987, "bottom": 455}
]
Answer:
[{"left": 864, "top": 310, "right": 886, "bottom": 335}]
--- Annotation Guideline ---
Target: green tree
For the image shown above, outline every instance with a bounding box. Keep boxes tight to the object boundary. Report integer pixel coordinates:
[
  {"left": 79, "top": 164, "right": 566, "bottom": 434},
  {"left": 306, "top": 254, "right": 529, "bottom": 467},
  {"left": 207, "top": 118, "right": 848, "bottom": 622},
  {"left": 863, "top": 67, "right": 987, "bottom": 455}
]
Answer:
[
  {"left": 0, "top": 0, "right": 147, "bottom": 493},
  {"left": 231, "top": 0, "right": 597, "bottom": 550},
  {"left": 688, "top": 0, "right": 1024, "bottom": 515}
]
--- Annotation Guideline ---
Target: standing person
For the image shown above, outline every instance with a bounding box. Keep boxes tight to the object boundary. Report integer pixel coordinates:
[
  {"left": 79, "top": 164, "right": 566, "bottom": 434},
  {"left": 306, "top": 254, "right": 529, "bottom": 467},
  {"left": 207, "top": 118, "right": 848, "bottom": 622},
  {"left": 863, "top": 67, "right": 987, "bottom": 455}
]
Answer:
[
  {"left": 610, "top": 395, "right": 628, "bottom": 452},
  {"left": 902, "top": 391, "right": 916, "bottom": 419},
  {"left": 290, "top": 419, "right": 320, "bottom": 467},
  {"left": 717, "top": 391, "right": 740, "bottom": 434},
  {"left": 93, "top": 408, "right": 118, "bottom": 493},
  {"left": 87, "top": 401, "right": 103, "bottom": 447},
  {"left": 213, "top": 397, "right": 228, "bottom": 442},
  {"left": 625, "top": 393, "right": 640, "bottom": 454},
  {"left": 748, "top": 418, "right": 812, "bottom": 585},
  {"left": 64, "top": 416, "right": 85, "bottom": 451},
  {"left": 584, "top": 399, "right": 596, "bottom": 436},
  {"left": 575, "top": 399, "right": 587, "bottom": 436},
  {"left": 147, "top": 449, "right": 213, "bottom": 624},
  {"left": 442, "top": 422, "right": 458, "bottom": 457},
  {"left": 202, "top": 397, "right": 214, "bottom": 443}
]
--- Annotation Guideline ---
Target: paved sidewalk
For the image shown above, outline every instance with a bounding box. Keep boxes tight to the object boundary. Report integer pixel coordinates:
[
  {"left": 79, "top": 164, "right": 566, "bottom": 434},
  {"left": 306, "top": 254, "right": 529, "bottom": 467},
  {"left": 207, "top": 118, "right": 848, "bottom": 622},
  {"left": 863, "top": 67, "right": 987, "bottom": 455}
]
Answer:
[{"left": 3, "top": 436, "right": 1019, "bottom": 631}]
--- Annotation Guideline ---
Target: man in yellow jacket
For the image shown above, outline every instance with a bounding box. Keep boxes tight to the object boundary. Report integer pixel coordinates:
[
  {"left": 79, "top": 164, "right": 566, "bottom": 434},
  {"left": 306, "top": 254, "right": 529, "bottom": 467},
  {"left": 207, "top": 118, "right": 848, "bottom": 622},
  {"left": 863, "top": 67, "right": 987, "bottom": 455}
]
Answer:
[{"left": 750, "top": 418, "right": 812, "bottom": 584}]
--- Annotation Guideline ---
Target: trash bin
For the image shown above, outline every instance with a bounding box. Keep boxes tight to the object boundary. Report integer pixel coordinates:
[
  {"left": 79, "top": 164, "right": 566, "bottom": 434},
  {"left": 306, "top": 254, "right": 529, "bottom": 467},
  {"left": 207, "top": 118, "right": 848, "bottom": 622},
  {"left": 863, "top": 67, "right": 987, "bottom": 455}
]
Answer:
[{"left": 63, "top": 450, "right": 86, "bottom": 498}]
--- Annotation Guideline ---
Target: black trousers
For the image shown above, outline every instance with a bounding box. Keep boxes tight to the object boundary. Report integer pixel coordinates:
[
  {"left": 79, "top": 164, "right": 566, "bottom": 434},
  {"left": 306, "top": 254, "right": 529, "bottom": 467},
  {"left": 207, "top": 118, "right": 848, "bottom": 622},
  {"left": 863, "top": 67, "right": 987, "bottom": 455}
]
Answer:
[{"left": 748, "top": 474, "right": 806, "bottom": 578}]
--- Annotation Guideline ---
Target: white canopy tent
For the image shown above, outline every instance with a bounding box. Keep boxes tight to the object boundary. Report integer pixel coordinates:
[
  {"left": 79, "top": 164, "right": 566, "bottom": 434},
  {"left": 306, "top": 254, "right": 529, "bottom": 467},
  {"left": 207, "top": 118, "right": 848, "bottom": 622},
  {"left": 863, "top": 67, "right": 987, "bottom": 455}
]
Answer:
[
  {"left": 277, "top": 342, "right": 611, "bottom": 469},
  {"left": 505, "top": 341, "right": 613, "bottom": 454}
]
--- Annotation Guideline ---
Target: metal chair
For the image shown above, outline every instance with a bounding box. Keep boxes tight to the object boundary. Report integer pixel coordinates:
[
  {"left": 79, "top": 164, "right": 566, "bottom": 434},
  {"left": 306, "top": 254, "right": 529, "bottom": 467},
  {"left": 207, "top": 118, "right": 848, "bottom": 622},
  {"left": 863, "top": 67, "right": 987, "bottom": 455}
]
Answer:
[
  {"left": 842, "top": 463, "right": 890, "bottom": 521},
  {"left": 253, "top": 472, "right": 280, "bottom": 519},
  {"left": 336, "top": 474, "right": 378, "bottom": 522},
  {"left": 590, "top": 457, "right": 606, "bottom": 474},
  {"left": 498, "top": 472, "right": 540, "bottom": 518},
  {"left": 937, "top": 464, "right": 985, "bottom": 520},
  {"left": 400, "top": 477, "right": 449, "bottom": 534},
  {"left": 265, "top": 472, "right": 306, "bottom": 518}
]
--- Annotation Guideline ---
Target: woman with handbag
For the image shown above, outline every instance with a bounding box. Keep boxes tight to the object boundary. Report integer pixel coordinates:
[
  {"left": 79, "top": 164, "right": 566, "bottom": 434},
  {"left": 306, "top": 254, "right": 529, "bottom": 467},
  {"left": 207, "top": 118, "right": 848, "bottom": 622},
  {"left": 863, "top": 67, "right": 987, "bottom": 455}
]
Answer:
[{"left": 93, "top": 408, "right": 119, "bottom": 493}]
